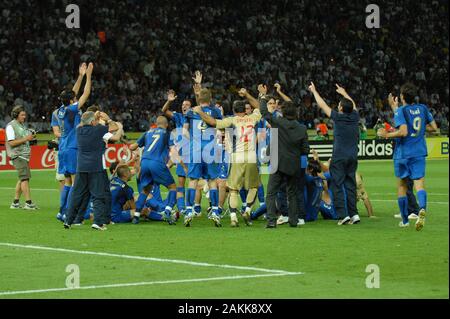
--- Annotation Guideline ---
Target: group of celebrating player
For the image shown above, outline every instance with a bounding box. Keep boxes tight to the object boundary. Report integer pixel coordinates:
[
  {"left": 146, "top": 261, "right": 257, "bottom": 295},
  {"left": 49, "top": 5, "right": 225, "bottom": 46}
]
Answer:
[{"left": 51, "top": 64, "right": 435, "bottom": 231}]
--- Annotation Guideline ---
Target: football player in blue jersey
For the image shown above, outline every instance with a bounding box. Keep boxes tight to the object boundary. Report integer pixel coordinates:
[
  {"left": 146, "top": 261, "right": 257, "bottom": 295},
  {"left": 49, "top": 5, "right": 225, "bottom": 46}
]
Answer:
[
  {"left": 129, "top": 116, "right": 178, "bottom": 225},
  {"left": 183, "top": 74, "right": 223, "bottom": 227},
  {"left": 161, "top": 89, "right": 191, "bottom": 216},
  {"left": 56, "top": 62, "right": 93, "bottom": 220},
  {"left": 51, "top": 108, "right": 67, "bottom": 221},
  {"left": 378, "top": 83, "right": 438, "bottom": 230}
]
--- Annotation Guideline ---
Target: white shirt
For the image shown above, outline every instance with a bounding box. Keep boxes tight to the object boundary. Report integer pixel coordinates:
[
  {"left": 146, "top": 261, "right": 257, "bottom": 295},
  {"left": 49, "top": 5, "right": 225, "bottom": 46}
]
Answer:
[{"left": 6, "top": 124, "right": 15, "bottom": 141}]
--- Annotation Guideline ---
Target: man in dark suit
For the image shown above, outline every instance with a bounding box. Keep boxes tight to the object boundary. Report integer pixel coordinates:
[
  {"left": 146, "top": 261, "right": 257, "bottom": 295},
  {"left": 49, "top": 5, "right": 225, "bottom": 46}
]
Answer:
[
  {"left": 308, "top": 82, "right": 360, "bottom": 225},
  {"left": 259, "top": 85, "right": 310, "bottom": 228},
  {"left": 64, "top": 111, "right": 123, "bottom": 230}
]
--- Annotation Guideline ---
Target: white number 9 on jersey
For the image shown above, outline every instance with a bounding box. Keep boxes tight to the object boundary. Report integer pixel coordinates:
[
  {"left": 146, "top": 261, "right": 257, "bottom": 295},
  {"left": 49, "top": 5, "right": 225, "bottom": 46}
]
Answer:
[{"left": 411, "top": 117, "right": 422, "bottom": 137}]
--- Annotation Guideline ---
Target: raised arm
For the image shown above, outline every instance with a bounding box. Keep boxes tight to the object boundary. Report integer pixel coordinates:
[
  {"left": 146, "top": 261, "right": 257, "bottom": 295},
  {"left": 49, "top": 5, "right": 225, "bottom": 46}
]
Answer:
[
  {"left": 308, "top": 82, "right": 332, "bottom": 118},
  {"left": 107, "top": 122, "right": 124, "bottom": 142},
  {"left": 72, "top": 63, "right": 87, "bottom": 96},
  {"left": 274, "top": 83, "right": 292, "bottom": 102},
  {"left": 77, "top": 63, "right": 93, "bottom": 109},
  {"left": 336, "top": 84, "right": 357, "bottom": 110},
  {"left": 97, "top": 112, "right": 124, "bottom": 142},
  {"left": 161, "top": 90, "right": 177, "bottom": 118},
  {"left": 192, "top": 71, "right": 202, "bottom": 105},
  {"left": 238, "top": 88, "right": 260, "bottom": 109}
]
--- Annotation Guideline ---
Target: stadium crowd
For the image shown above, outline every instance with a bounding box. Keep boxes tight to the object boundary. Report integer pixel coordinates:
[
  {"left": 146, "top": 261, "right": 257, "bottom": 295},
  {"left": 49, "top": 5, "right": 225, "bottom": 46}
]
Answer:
[{"left": 0, "top": 0, "right": 448, "bottom": 132}]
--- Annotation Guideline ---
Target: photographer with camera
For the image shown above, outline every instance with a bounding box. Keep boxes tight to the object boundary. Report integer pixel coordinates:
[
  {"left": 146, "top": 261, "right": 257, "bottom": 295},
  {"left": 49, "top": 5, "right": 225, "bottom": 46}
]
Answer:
[{"left": 5, "top": 105, "right": 38, "bottom": 210}]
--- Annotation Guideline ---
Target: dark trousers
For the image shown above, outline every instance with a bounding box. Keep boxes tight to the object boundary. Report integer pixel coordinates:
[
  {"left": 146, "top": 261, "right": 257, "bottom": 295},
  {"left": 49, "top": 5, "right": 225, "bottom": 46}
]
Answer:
[
  {"left": 276, "top": 169, "right": 306, "bottom": 220},
  {"left": 266, "top": 170, "right": 300, "bottom": 226},
  {"left": 406, "top": 177, "right": 419, "bottom": 215},
  {"left": 330, "top": 158, "right": 358, "bottom": 219},
  {"left": 66, "top": 171, "right": 111, "bottom": 226}
]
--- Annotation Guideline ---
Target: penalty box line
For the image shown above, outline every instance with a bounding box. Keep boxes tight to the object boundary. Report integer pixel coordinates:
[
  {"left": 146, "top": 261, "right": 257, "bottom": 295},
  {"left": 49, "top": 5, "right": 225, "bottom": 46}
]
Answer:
[
  {"left": 0, "top": 272, "right": 301, "bottom": 297},
  {"left": 0, "top": 242, "right": 302, "bottom": 275}
]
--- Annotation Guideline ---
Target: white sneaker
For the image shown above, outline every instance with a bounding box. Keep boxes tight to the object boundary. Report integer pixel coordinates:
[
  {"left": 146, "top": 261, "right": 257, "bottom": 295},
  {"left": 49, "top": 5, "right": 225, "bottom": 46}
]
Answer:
[
  {"left": 394, "top": 213, "right": 419, "bottom": 220},
  {"left": 337, "top": 216, "right": 351, "bottom": 225},
  {"left": 10, "top": 202, "right": 21, "bottom": 209},
  {"left": 277, "top": 215, "right": 289, "bottom": 225},
  {"left": 415, "top": 209, "right": 426, "bottom": 231},
  {"left": 91, "top": 224, "right": 107, "bottom": 231},
  {"left": 297, "top": 219, "right": 305, "bottom": 226},
  {"left": 23, "top": 203, "right": 38, "bottom": 210},
  {"left": 349, "top": 215, "right": 361, "bottom": 225},
  {"left": 230, "top": 213, "right": 239, "bottom": 227},
  {"left": 399, "top": 221, "right": 410, "bottom": 228}
]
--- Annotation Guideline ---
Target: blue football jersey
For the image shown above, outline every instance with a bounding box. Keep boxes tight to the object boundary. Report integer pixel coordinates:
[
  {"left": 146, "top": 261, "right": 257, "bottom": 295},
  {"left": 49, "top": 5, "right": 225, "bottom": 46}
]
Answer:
[
  {"left": 57, "top": 102, "right": 81, "bottom": 150},
  {"left": 51, "top": 109, "right": 61, "bottom": 128},
  {"left": 305, "top": 174, "right": 324, "bottom": 209},
  {"left": 172, "top": 112, "right": 185, "bottom": 128},
  {"left": 137, "top": 127, "right": 174, "bottom": 163},
  {"left": 110, "top": 177, "right": 134, "bottom": 216},
  {"left": 394, "top": 104, "right": 434, "bottom": 159},
  {"left": 185, "top": 105, "right": 222, "bottom": 152}
]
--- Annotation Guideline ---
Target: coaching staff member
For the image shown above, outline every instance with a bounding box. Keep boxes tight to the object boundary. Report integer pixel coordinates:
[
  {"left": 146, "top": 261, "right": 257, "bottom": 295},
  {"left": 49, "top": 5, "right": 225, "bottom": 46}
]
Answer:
[
  {"left": 308, "top": 82, "right": 360, "bottom": 225},
  {"left": 259, "top": 85, "right": 310, "bottom": 228},
  {"left": 5, "top": 106, "right": 38, "bottom": 210},
  {"left": 64, "top": 111, "right": 123, "bottom": 230}
]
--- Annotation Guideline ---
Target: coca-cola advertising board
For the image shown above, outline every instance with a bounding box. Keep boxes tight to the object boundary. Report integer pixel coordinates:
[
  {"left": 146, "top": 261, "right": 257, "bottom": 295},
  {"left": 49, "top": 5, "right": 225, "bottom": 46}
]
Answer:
[{"left": 0, "top": 144, "right": 132, "bottom": 170}]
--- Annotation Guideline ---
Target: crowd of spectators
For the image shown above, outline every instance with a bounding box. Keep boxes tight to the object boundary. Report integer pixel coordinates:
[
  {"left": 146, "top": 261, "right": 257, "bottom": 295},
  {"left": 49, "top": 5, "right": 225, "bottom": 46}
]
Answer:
[{"left": 0, "top": 0, "right": 448, "bottom": 133}]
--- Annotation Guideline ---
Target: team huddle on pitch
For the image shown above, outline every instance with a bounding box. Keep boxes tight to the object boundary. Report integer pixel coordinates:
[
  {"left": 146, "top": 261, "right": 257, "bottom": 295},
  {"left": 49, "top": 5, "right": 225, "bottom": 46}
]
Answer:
[{"left": 41, "top": 64, "right": 437, "bottom": 230}]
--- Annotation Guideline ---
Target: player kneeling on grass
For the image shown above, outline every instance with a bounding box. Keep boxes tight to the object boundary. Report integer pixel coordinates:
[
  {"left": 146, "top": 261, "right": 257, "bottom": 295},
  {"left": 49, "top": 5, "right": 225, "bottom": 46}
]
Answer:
[
  {"left": 109, "top": 165, "right": 137, "bottom": 223},
  {"left": 304, "top": 159, "right": 338, "bottom": 222}
]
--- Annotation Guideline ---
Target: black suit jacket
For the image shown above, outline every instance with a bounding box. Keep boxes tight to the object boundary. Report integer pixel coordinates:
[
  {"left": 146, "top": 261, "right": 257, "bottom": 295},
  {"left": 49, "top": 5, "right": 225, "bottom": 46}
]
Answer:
[{"left": 260, "top": 98, "right": 309, "bottom": 176}]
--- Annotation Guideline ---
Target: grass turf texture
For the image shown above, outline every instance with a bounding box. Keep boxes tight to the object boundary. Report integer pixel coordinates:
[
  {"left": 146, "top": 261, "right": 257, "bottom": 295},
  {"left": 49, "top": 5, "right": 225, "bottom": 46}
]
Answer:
[{"left": 0, "top": 160, "right": 448, "bottom": 299}]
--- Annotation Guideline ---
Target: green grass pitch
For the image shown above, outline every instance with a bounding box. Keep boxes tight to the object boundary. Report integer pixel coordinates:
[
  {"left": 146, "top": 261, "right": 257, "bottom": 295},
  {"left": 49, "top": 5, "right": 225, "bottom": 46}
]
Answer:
[{"left": 0, "top": 159, "right": 448, "bottom": 299}]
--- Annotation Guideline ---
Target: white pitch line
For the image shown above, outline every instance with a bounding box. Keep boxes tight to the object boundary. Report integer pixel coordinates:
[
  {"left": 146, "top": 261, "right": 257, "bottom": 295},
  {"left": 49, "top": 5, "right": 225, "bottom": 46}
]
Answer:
[
  {"left": 371, "top": 199, "right": 448, "bottom": 205},
  {"left": 0, "top": 242, "right": 300, "bottom": 275},
  {"left": 0, "top": 272, "right": 301, "bottom": 297}
]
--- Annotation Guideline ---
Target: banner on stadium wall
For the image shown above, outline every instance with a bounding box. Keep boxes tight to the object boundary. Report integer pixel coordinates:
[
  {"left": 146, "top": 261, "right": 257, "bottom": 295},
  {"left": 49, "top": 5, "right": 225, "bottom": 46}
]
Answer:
[
  {"left": 0, "top": 144, "right": 132, "bottom": 171},
  {"left": 309, "top": 139, "right": 394, "bottom": 160},
  {"left": 426, "top": 137, "right": 449, "bottom": 159}
]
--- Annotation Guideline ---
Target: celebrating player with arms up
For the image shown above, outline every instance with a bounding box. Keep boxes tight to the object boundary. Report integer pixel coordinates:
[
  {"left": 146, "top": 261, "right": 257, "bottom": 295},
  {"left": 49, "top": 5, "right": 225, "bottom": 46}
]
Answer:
[
  {"left": 194, "top": 88, "right": 262, "bottom": 227},
  {"left": 161, "top": 89, "right": 191, "bottom": 216},
  {"left": 183, "top": 72, "right": 223, "bottom": 227},
  {"left": 56, "top": 62, "right": 93, "bottom": 220},
  {"left": 378, "top": 83, "right": 437, "bottom": 230}
]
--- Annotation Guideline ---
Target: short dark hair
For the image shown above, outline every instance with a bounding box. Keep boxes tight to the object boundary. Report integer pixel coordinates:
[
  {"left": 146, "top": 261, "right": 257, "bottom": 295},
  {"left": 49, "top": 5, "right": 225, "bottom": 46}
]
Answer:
[
  {"left": 340, "top": 98, "right": 353, "bottom": 114},
  {"left": 307, "top": 159, "right": 322, "bottom": 177},
  {"left": 280, "top": 101, "right": 297, "bottom": 120},
  {"left": 59, "top": 89, "right": 76, "bottom": 106},
  {"left": 400, "top": 82, "right": 418, "bottom": 104},
  {"left": 232, "top": 100, "right": 246, "bottom": 113},
  {"left": 11, "top": 105, "right": 25, "bottom": 119},
  {"left": 265, "top": 95, "right": 276, "bottom": 102}
]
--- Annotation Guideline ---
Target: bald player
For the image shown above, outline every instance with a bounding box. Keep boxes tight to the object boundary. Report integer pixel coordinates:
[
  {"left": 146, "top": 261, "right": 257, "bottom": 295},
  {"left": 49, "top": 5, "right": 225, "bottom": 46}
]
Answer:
[{"left": 128, "top": 116, "right": 177, "bottom": 225}]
